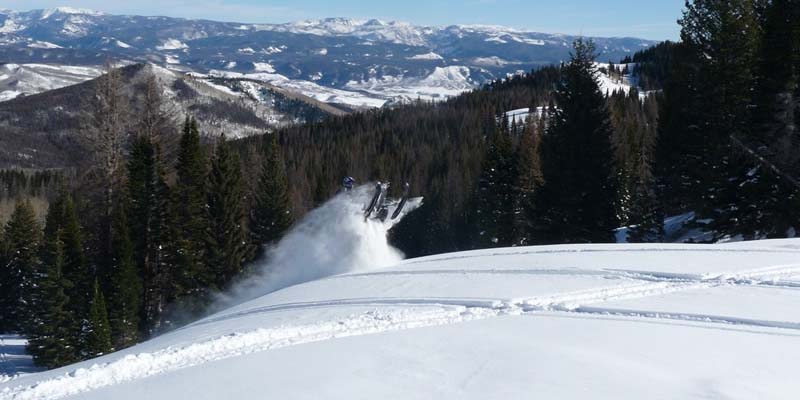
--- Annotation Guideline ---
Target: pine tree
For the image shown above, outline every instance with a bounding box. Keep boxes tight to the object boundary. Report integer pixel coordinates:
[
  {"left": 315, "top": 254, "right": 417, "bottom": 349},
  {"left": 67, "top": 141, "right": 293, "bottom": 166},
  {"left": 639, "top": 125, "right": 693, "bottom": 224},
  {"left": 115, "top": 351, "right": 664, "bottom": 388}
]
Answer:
[
  {"left": 106, "top": 198, "right": 142, "bottom": 347},
  {"left": 473, "top": 118, "right": 517, "bottom": 248},
  {"left": 751, "top": 0, "right": 800, "bottom": 158},
  {"left": 731, "top": 0, "right": 800, "bottom": 239},
  {"left": 533, "top": 39, "right": 618, "bottom": 244},
  {"left": 627, "top": 146, "right": 665, "bottom": 243},
  {"left": 250, "top": 134, "right": 293, "bottom": 252},
  {"left": 128, "top": 135, "right": 171, "bottom": 335},
  {"left": 514, "top": 116, "right": 544, "bottom": 246},
  {"left": 0, "top": 200, "right": 41, "bottom": 332},
  {"left": 206, "top": 134, "right": 254, "bottom": 290},
  {"left": 172, "top": 117, "right": 210, "bottom": 301},
  {"left": 679, "top": 0, "right": 760, "bottom": 238},
  {"left": 28, "top": 219, "right": 79, "bottom": 368},
  {"left": 653, "top": 43, "right": 704, "bottom": 215},
  {"left": 42, "top": 192, "right": 90, "bottom": 354},
  {"left": 87, "top": 279, "right": 112, "bottom": 357}
]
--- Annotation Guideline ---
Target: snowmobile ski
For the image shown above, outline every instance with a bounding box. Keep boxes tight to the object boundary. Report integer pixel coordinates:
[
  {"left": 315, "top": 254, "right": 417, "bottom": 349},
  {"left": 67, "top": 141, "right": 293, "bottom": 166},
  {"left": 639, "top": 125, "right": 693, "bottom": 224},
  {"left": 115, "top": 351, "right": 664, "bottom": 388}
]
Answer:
[
  {"left": 364, "top": 182, "right": 385, "bottom": 221},
  {"left": 390, "top": 183, "right": 411, "bottom": 220}
]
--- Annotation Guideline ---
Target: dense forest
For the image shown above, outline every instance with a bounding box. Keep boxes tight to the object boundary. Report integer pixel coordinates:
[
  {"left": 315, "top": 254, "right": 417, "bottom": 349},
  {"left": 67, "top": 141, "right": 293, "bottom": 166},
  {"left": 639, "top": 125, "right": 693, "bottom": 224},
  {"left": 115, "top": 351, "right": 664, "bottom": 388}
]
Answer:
[{"left": 1, "top": 0, "right": 799, "bottom": 369}]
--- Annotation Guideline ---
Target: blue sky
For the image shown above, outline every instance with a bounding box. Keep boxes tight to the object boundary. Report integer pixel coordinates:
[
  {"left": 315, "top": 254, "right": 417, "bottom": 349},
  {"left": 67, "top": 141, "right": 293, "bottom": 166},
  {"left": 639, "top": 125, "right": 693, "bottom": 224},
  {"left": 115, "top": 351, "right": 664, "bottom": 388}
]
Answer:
[{"left": 0, "top": 0, "right": 684, "bottom": 40}]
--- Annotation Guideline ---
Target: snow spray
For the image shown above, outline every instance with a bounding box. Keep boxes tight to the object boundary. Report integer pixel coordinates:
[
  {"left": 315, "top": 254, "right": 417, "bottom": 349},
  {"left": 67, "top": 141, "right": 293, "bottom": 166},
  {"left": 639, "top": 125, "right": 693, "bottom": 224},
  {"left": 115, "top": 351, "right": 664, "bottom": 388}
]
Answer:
[{"left": 213, "top": 184, "right": 421, "bottom": 309}]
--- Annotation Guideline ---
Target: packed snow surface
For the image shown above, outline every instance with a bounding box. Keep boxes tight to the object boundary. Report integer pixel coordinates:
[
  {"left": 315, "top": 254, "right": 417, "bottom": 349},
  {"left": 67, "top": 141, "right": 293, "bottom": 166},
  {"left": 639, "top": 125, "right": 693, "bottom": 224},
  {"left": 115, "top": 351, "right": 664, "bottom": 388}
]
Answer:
[{"left": 2, "top": 202, "right": 800, "bottom": 399}]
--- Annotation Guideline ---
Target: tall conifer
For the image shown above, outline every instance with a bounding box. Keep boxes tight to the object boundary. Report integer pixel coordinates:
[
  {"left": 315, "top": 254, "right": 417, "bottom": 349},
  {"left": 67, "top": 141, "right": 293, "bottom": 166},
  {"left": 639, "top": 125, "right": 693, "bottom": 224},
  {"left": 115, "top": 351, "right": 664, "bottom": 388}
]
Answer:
[
  {"left": 250, "top": 134, "right": 293, "bottom": 252},
  {"left": 534, "top": 39, "right": 618, "bottom": 244},
  {"left": 128, "top": 135, "right": 171, "bottom": 335},
  {"left": 0, "top": 201, "right": 41, "bottom": 332},
  {"left": 206, "top": 134, "right": 253, "bottom": 289}
]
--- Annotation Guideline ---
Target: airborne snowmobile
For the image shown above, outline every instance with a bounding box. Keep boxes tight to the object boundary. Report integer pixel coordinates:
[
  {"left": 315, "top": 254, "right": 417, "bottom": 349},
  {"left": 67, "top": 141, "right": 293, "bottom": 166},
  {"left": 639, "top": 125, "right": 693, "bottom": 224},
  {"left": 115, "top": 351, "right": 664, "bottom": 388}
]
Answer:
[{"left": 363, "top": 181, "right": 411, "bottom": 222}]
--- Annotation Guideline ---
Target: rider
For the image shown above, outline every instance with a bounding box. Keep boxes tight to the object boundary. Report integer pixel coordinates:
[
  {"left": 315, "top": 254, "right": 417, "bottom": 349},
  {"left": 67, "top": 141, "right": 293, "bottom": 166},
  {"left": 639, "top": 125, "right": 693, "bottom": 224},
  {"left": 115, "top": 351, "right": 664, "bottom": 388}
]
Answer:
[{"left": 342, "top": 176, "right": 356, "bottom": 191}]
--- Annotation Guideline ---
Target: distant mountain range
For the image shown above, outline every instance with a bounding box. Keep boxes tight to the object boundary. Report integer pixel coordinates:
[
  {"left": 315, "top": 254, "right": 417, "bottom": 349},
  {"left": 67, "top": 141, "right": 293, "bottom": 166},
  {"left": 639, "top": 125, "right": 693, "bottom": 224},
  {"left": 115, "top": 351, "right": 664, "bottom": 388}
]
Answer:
[{"left": 0, "top": 8, "right": 657, "bottom": 106}]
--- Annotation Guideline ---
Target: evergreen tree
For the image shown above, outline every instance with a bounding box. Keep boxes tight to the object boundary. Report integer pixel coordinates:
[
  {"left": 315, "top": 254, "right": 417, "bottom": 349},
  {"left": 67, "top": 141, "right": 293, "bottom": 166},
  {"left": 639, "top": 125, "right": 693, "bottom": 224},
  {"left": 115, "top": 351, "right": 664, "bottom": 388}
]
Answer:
[
  {"left": 128, "top": 135, "right": 171, "bottom": 335},
  {"left": 514, "top": 116, "right": 544, "bottom": 246},
  {"left": 250, "top": 134, "right": 293, "bottom": 252},
  {"left": 679, "top": 0, "right": 760, "bottom": 238},
  {"left": 106, "top": 198, "right": 142, "bottom": 347},
  {"left": 42, "top": 192, "right": 90, "bottom": 354},
  {"left": 87, "top": 279, "right": 112, "bottom": 357},
  {"left": 732, "top": 0, "right": 800, "bottom": 239},
  {"left": 171, "top": 117, "right": 210, "bottom": 304},
  {"left": 206, "top": 134, "right": 254, "bottom": 290},
  {"left": 28, "top": 220, "right": 79, "bottom": 368},
  {"left": 626, "top": 146, "right": 665, "bottom": 243},
  {"left": 653, "top": 43, "right": 704, "bottom": 215},
  {"left": 165, "top": 118, "right": 215, "bottom": 324},
  {"left": 533, "top": 39, "right": 618, "bottom": 244},
  {"left": 751, "top": 0, "right": 800, "bottom": 158},
  {"left": 0, "top": 200, "right": 41, "bottom": 332},
  {"left": 473, "top": 117, "right": 517, "bottom": 248}
]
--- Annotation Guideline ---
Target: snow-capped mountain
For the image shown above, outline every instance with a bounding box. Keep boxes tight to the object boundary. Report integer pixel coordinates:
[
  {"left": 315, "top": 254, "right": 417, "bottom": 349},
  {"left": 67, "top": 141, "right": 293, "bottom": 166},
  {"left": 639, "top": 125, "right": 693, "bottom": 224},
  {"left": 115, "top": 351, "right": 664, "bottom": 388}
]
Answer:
[
  {"left": 1, "top": 187, "right": 798, "bottom": 399},
  {"left": 0, "top": 8, "right": 657, "bottom": 105}
]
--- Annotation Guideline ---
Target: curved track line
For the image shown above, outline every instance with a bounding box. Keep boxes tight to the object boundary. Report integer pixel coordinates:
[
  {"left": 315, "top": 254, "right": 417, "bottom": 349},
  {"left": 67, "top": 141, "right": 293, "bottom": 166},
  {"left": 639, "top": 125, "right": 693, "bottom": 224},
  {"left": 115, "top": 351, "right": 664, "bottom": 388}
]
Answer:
[
  {"left": 403, "top": 247, "right": 800, "bottom": 266},
  {"left": 575, "top": 306, "right": 800, "bottom": 331}
]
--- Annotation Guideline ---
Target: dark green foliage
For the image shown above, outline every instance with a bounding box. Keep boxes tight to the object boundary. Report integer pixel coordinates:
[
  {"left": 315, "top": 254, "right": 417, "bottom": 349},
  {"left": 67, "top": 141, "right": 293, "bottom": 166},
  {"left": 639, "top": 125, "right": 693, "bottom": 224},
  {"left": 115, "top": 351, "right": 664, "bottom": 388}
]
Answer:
[
  {"left": 630, "top": 41, "right": 680, "bottom": 91},
  {"left": 28, "top": 209, "right": 80, "bottom": 368},
  {"left": 127, "top": 135, "right": 171, "bottom": 335},
  {"left": 533, "top": 39, "right": 619, "bottom": 244},
  {"left": 42, "top": 192, "right": 90, "bottom": 353},
  {"left": 608, "top": 88, "right": 662, "bottom": 240},
  {"left": 249, "top": 134, "right": 293, "bottom": 251},
  {"left": 87, "top": 279, "right": 112, "bottom": 357},
  {"left": 679, "top": 0, "right": 761, "bottom": 238},
  {"left": 626, "top": 149, "right": 665, "bottom": 243},
  {"left": 0, "top": 201, "right": 41, "bottom": 332},
  {"left": 652, "top": 42, "right": 704, "bottom": 215},
  {"left": 0, "top": 170, "right": 65, "bottom": 201},
  {"left": 473, "top": 119, "right": 518, "bottom": 248},
  {"left": 106, "top": 198, "right": 141, "bottom": 348},
  {"left": 206, "top": 134, "right": 254, "bottom": 290},
  {"left": 733, "top": 0, "right": 800, "bottom": 239},
  {"left": 515, "top": 116, "right": 545, "bottom": 246},
  {"left": 171, "top": 117, "right": 211, "bottom": 302}
]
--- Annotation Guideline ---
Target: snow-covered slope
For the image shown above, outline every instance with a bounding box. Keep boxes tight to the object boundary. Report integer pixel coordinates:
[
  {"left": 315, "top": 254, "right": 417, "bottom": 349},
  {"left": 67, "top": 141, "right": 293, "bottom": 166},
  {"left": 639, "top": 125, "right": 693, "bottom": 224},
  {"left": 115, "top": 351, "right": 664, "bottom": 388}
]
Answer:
[
  {"left": 0, "top": 63, "right": 102, "bottom": 101},
  {"left": 3, "top": 189, "right": 798, "bottom": 399}
]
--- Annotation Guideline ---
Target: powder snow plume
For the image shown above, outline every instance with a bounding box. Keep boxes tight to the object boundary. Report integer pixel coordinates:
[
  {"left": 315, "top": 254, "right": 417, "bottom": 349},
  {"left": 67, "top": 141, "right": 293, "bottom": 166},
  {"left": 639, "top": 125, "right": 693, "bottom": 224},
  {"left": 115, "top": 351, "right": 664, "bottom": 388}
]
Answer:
[{"left": 215, "top": 184, "right": 421, "bottom": 308}]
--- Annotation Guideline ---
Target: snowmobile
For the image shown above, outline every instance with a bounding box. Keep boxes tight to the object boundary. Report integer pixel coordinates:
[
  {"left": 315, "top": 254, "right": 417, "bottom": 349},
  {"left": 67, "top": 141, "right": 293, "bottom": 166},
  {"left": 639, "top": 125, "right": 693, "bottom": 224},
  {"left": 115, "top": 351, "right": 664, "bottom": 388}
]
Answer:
[{"left": 363, "top": 181, "right": 411, "bottom": 222}]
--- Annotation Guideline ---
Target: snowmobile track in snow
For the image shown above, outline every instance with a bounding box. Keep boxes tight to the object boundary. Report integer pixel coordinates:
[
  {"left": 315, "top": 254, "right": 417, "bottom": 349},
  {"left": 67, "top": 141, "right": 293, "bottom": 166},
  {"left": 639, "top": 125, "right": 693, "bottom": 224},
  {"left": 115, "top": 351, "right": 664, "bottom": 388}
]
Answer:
[
  {"left": 3, "top": 262, "right": 800, "bottom": 400},
  {"left": 0, "top": 336, "right": 18, "bottom": 380}
]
